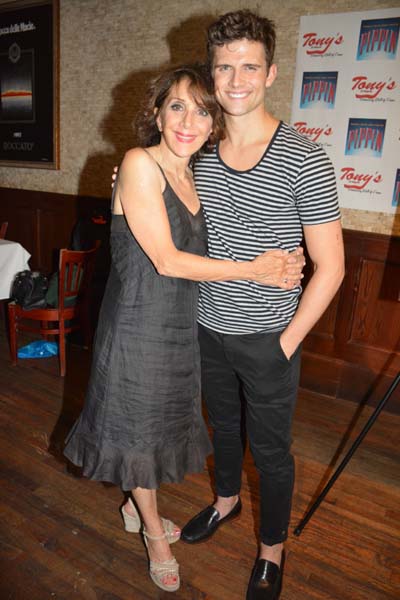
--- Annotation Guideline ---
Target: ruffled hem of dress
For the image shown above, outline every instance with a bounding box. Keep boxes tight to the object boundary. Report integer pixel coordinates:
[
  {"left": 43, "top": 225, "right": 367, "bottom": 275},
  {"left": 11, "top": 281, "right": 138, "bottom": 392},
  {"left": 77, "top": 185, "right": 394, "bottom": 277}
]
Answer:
[{"left": 63, "top": 423, "right": 212, "bottom": 491}]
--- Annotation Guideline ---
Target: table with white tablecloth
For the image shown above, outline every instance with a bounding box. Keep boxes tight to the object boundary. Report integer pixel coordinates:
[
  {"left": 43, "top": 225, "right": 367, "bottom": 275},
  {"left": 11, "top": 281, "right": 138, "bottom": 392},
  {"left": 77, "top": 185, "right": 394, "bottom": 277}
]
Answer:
[{"left": 0, "top": 240, "right": 31, "bottom": 300}]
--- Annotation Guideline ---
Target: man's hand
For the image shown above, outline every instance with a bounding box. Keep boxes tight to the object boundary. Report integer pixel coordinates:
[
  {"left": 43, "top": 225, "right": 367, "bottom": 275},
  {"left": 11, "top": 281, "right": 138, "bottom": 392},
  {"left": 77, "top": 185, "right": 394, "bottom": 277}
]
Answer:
[{"left": 111, "top": 165, "right": 118, "bottom": 188}]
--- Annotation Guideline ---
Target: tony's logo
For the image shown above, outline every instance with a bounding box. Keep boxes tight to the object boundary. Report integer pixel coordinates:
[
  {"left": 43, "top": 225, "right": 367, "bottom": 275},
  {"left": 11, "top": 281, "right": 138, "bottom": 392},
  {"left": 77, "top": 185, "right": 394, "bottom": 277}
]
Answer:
[
  {"left": 293, "top": 122, "right": 333, "bottom": 142},
  {"left": 302, "top": 32, "right": 344, "bottom": 55},
  {"left": 351, "top": 75, "right": 396, "bottom": 99},
  {"left": 340, "top": 167, "right": 383, "bottom": 190}
]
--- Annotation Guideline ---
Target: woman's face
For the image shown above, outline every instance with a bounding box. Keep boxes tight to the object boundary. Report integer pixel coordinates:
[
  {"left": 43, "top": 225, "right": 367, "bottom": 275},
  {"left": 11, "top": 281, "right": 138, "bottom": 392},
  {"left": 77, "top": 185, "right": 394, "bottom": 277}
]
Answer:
[{"left": 156, "top": 78, "right": 213, "bottom": 159}]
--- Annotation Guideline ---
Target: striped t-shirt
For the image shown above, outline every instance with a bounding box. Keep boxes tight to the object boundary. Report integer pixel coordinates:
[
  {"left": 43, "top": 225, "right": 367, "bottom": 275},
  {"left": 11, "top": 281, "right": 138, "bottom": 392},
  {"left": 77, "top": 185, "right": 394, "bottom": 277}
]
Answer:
[{"left": 193, "top": 121, "right": 341, "bottom": 335}]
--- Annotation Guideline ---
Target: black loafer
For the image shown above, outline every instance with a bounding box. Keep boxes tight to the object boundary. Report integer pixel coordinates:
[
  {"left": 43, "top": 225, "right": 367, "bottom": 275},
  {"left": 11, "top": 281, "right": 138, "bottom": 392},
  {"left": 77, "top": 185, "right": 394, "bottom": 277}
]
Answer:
[
  {"left": 246, "top": 552, "right": 285, "bottom": 600},
  {"left": 180, "top": 498, "right": 242, "bottom": 543}
]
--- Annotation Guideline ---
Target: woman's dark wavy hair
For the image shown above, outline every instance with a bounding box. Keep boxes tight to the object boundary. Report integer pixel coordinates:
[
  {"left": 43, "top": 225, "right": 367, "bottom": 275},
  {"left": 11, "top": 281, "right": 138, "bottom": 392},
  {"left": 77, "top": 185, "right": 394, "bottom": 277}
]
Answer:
[
  {"left": 135, "top": 64, "right": 224, "bottom": 158},
  {"left": 207, "top": 10, "right": 276, "bottom": 70}
]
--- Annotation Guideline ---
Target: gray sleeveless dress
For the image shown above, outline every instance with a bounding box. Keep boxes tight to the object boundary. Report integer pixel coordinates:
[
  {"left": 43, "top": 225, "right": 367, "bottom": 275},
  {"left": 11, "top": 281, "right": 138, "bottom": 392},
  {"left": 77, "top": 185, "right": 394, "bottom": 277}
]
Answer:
[{"left": 64, "top": 166, "right": 212, "bottom": 490}]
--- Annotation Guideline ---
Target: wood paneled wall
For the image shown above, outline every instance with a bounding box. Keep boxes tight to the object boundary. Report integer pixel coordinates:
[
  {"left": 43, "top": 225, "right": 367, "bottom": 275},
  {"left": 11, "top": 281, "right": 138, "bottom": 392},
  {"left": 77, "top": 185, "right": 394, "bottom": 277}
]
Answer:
[
  {"left": 1, "top": 186, "right": 399, "bottom": 411},
  {"left": 0, "top": 187, "right": 110, "bottom": 273},
  {"left": 301, "top": 229, "right": 400, "bottom": 411}
]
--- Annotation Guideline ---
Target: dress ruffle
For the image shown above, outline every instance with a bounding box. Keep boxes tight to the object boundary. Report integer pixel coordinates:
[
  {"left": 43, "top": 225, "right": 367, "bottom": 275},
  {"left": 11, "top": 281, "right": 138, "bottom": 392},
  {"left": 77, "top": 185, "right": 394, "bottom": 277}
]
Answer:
[{"left": 64, "top": 417, "right": 212, "bottom": 490}]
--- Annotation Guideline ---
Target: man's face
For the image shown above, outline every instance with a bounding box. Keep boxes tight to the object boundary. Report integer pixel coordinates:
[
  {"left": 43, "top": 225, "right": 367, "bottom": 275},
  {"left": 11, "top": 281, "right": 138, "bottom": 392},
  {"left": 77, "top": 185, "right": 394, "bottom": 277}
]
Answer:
[{"left": 212, "top": 39, "right": 276, "bottom": 118}]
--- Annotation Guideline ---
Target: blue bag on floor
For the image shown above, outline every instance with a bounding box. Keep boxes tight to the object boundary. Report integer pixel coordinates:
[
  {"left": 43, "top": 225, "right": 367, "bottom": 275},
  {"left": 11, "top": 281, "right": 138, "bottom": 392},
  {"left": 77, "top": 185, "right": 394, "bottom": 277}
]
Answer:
[{"left": 17, "top": 341, "right": 59, "bottom": 358}]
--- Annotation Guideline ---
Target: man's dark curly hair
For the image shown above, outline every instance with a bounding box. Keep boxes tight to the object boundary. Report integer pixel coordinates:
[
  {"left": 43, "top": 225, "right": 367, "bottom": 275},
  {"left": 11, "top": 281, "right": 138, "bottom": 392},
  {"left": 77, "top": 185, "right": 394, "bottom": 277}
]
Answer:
[
  {"left": 207, "top": 10, "right": 276, "bottom": 70},
  {"left": 135, "top": 64, "right": 224, "bottom": 156}
]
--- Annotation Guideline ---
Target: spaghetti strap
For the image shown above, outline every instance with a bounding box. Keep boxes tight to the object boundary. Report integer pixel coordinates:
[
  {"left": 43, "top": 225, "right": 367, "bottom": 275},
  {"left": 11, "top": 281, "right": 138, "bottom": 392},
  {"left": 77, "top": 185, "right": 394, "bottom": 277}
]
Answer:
[{"left": 142, "top": 148, "right": 167, "bottom": 185}]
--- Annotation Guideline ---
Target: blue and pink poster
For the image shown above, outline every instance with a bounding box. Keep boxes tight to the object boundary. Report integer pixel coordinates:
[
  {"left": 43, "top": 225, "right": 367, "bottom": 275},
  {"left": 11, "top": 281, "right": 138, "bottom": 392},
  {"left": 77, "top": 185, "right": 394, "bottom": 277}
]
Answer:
[{"left": 291, "top": 8, "right": 400, "bottom": 214}]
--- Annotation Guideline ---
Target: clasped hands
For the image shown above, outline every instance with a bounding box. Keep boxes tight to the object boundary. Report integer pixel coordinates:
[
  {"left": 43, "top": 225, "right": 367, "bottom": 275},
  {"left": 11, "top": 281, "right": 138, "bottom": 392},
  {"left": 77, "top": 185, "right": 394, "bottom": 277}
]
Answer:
[{"left": 252, "top": 247, "right": 306, "bottom": 289}]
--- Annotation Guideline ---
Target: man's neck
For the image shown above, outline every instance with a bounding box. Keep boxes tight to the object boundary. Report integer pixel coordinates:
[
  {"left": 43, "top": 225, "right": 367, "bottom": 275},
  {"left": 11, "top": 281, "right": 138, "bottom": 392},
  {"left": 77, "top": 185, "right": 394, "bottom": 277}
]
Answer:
[
  {"left": 223, "top": 110, "right": 279, "bottom": 148},
  {"left": 219, "top": 110, "right": 280, "bottom": 171}
]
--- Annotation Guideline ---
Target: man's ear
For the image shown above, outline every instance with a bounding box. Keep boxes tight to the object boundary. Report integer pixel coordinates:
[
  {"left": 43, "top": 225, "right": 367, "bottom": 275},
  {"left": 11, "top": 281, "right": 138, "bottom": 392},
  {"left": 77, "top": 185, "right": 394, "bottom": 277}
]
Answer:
[{"left": 265, "top": 64, "right": 277, "bottom": 89}]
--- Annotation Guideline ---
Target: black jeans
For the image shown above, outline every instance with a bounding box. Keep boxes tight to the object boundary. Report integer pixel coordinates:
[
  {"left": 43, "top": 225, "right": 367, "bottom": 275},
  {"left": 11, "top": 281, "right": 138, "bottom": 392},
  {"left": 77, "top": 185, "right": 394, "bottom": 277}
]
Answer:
[{"left": 199, "top": 324, "right": 301, "bottom": 545}]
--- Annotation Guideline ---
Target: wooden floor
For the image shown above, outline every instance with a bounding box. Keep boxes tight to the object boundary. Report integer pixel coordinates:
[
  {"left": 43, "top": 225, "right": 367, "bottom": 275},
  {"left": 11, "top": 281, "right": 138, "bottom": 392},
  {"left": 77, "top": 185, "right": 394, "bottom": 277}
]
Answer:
[{"left": 0, "top": 323, "right": 399, "bottom": 600}]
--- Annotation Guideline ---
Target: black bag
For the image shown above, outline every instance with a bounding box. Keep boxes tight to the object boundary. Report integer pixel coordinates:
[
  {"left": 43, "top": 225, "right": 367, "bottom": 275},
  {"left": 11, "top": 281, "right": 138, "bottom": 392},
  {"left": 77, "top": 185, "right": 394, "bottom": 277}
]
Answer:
[{"left": 11, "top": 270, "right": 49, "bottom": 310}]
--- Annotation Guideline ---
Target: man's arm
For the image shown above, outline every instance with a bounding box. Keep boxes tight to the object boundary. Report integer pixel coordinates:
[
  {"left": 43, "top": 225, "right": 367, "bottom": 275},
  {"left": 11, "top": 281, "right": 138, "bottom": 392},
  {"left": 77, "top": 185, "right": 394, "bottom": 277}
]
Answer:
[{"left": 280, "top": 219, "right": 345, "bottom": 359}]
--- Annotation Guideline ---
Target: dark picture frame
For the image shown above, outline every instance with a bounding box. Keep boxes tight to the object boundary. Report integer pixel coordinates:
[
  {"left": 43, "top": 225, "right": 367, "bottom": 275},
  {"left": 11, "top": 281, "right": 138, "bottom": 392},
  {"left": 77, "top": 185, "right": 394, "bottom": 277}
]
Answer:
[{"left": 0, "top": 0, "right": 59, "bottom": 169}]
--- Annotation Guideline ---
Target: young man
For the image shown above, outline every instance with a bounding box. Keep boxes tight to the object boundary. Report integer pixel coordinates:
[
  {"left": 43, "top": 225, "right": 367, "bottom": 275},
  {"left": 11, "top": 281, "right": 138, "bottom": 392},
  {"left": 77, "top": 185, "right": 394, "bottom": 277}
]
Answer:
[{"left": 181, "top": 10, "right": 345, "bottom": 600}]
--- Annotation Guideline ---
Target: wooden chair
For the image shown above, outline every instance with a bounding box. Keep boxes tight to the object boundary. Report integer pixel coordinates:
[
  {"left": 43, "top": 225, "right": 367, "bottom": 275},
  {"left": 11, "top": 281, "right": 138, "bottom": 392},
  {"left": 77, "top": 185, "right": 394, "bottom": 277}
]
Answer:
[
  {"left": 0, "top": 221, "right": 8, "bottom": 239},
  {"left": 8, "top": 245, "right": 99, "bottom": 376}
]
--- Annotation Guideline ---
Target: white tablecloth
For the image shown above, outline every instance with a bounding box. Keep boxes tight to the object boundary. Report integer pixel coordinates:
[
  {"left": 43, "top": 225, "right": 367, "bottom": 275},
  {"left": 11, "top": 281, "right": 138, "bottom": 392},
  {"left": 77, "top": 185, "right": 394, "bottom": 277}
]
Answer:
[{"left": 0, "top": 239, "right": 31, "bottom": 300}]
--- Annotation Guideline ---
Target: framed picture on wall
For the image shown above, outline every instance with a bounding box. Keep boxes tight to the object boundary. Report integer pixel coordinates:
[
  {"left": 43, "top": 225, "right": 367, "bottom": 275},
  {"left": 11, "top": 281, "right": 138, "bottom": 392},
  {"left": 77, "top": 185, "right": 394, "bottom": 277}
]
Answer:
[{"left": 0, "top": 0, "right": 59, "bottom": 169}]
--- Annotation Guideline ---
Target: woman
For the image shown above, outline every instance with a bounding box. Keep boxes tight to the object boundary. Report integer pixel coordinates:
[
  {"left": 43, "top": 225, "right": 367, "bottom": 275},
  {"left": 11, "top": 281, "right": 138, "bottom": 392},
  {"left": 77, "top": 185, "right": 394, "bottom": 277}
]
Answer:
[{"left": 64, "top": 65, "right": 303, "bottom": 592}]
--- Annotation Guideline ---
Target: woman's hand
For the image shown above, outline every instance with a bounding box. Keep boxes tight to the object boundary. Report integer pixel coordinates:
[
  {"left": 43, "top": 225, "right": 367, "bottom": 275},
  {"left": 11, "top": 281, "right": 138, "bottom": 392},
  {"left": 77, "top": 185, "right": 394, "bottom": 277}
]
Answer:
[{"left": 251, "top": 247, "right": 305, "bottom": 288}]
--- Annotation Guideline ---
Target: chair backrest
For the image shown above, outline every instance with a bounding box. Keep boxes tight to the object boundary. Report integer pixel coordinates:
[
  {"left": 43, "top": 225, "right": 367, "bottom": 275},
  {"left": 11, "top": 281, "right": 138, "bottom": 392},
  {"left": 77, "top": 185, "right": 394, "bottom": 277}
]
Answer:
[
  {"left": 58, "top": 243, "right": 99, "bottom": 310},
  {"left": 0, "top": 221, "right": 8, "bottom": 239}
]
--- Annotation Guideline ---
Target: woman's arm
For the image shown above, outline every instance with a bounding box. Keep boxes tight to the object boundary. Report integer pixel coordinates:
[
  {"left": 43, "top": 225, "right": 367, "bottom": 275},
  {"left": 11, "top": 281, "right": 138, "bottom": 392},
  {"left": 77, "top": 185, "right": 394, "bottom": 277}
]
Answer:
[{"left": 116, "top": 149, "right": 304, "bottom": 287}]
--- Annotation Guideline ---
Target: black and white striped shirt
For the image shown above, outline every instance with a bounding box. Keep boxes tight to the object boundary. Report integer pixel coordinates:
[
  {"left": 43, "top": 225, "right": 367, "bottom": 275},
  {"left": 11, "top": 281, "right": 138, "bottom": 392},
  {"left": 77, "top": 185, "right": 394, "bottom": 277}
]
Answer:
[{"left": 194, "top": 121, "right": 341, "bottom": 334}]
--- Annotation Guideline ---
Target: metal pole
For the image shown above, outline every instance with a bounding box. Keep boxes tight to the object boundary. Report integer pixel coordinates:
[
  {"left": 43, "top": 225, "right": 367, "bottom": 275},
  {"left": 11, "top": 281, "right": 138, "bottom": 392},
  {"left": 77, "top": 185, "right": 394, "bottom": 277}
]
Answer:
[{"left": 294, "top": 371, "right": 400, "bottom": 536}]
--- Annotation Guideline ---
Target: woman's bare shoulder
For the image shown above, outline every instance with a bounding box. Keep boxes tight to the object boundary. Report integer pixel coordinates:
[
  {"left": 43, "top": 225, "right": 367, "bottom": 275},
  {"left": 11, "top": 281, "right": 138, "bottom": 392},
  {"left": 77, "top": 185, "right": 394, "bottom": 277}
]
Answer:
[
  {"left": 121, "top": 147, "right": 161, "bottom": 181},
  {"left": 119, "top": 147, "right": 163, "bottom": 197},
  {"left": 122, "top": 147, "right": 152, "bottom": 170}
]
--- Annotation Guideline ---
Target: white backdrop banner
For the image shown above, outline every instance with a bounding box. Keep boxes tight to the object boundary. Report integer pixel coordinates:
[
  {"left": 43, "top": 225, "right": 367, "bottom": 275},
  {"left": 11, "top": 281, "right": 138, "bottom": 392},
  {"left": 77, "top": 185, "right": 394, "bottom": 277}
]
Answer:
[{"left": 290, "top": 8, "right": 400, "bottom": 213}]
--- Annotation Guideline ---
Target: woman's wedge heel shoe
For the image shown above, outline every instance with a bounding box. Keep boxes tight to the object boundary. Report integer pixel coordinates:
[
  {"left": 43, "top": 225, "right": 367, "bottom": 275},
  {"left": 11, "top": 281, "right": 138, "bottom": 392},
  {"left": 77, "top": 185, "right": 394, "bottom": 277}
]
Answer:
[
  {"left": 143, "top": 530, "right": 180, "bottom": 592},
  {"left": 121, "top": 498, "right": 141, "bottom": 532},
  {"left": 121, "top": 498, "right": 181, "bottom": 543}
]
